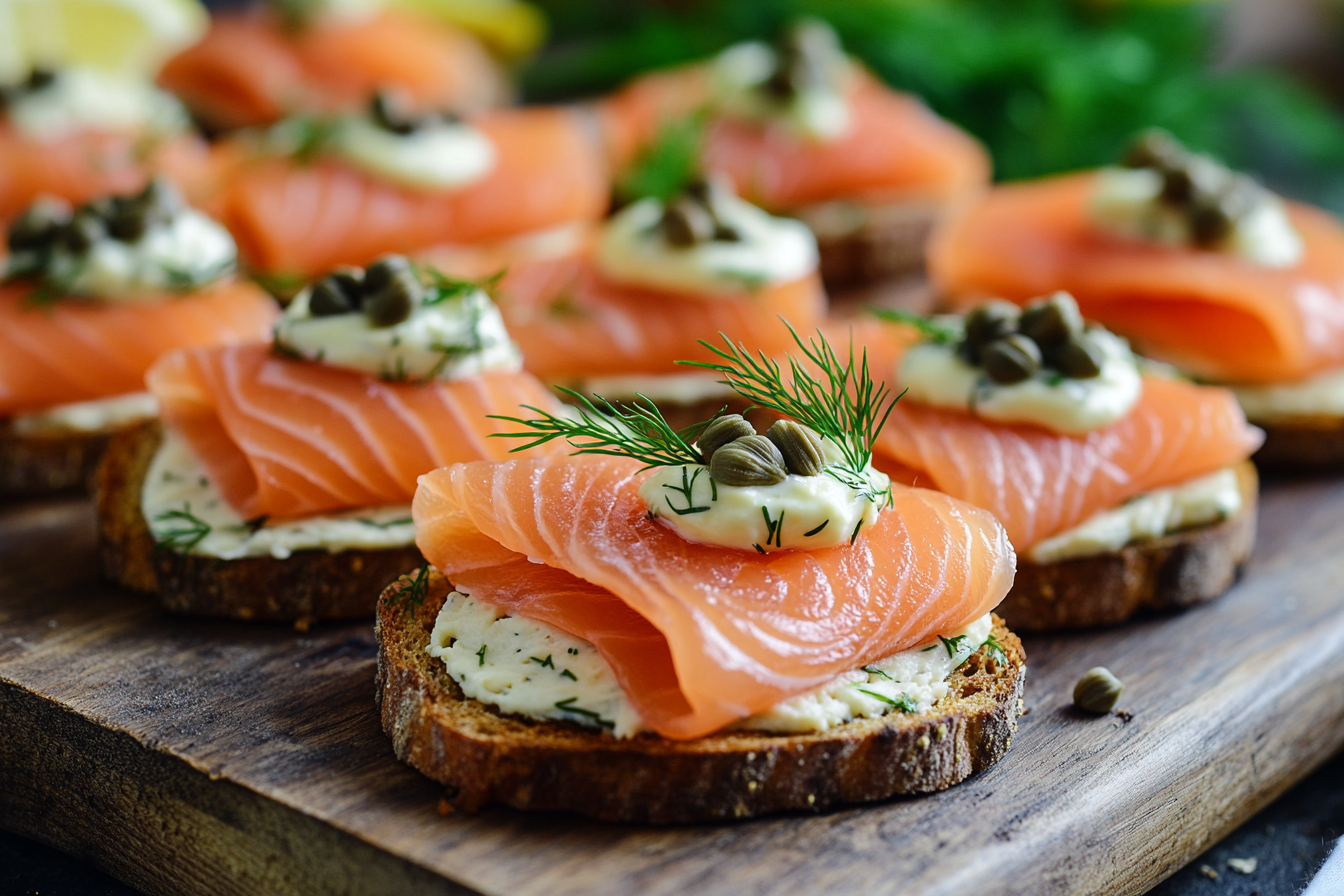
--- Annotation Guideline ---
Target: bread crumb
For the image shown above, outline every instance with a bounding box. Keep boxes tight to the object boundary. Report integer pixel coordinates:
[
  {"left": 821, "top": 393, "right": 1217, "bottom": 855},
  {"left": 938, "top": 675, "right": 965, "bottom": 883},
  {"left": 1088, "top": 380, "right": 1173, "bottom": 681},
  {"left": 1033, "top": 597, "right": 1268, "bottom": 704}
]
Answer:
[
  {"left": 747, "top": 781, "right": 758, "bottom": 792},
  {"left": 1115, "top": 709, "right": 1134, "bottom": 723},
  {"left": 1199, "top": 865, "right": 1218, "bottom": 881},
  {"left": 437, "top": 798, "right": 453, "bottom": 816},
  {"left": 916, "top": 734, "right": 930, "bottom": 748},
  {"left": 293, "top": 615, "right": 315, "bottom": 633},
  {"left": 1227, "top": 858, "right": 1257, "bottom": 875},
  {"left": 807, "top": 794, "right": 815, "bottom": 805},
  {"left": 936, "top": 724, "right": 948, "bottom": 741}
]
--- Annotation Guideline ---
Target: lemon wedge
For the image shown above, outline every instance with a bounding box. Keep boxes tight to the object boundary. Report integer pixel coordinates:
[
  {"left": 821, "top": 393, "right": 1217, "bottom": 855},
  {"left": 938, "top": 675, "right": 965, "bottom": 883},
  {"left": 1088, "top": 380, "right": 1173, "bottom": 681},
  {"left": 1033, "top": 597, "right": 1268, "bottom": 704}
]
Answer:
[
  {"left": 0, "top": 0, "right": 208, "bottom": 81},
  {"left": 387, "top": 0, "right": 546, "bottom": 59}
]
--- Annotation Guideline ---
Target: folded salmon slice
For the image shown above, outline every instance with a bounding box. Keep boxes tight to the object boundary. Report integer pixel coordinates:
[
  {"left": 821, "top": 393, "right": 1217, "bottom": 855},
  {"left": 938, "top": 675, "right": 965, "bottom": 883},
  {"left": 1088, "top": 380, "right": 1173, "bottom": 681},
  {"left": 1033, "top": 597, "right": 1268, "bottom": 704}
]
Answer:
[
  {"left": 0, "top": 281, "right": 276, "bottom": 416},
  {"left": 414, "top": 454, "right": 1015, "bottom": 739},
  {"left": 600, "top": 69, "right": 988, "bottom": 210},
  {"left": 149, "top": 344, "right": 562, "bottom": 520},
  {"left": 212, "top": 107, "right": 609, "bottom": 277},
  {"left": 874, "top": 375, "right": 1263, "bottom": 551},
  {"left": 495, "top": 255, "right": 827, "bottom": 381},
  {"left": 929, "top": 172, "right": 1344, "bottom": 384},
  {"left": 0, "top": 125, "right": 210, "bottom": 225},
  {"left": 158, "top": 10, "right": 507, "bottom": 131}
]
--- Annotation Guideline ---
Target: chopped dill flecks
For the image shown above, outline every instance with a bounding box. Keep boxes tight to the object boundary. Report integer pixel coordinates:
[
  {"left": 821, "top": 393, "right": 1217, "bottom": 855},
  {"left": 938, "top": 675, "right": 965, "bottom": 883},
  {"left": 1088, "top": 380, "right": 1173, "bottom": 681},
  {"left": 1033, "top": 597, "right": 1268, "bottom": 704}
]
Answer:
[
  {"left": 567, "top": 647, "right": 579, "bottom": 655},
  {"left": 554, "top": 697, "right": 614, "bottom": 728},
  {"left": 387, "top": 566, "right": 430, "bottom": 613},
  {"left": 152, "top": 504, "right": 211, "bottom": 553},
  {"left": 530, "top": 655, "right": 555, "bottom": 669},
  {"left": 804, "top": 519, "right": 829, "bottom": 537},
  {"left": 560, "top": 669, "right": 578, "bottom": 681},
  {"left": 356, "top": 517, "right": 413, "bottom": 529},
  {"left": 854, "top": 688, "right": 918, "bottom": 712},
  {"left": 982, "top": 633, "right": 1008, "bottom": 664},
  {"left": 862, "top": 666, "right": 894, "bottom": 682},
  {"left": 663, "top": 465, "right": 711, "bottom": 515},
  {"left": 939, "top": 634, "right": 968, "bottom": 659},
  {"left": 476, "top": 644, "right": 488, "bottom": 667}
]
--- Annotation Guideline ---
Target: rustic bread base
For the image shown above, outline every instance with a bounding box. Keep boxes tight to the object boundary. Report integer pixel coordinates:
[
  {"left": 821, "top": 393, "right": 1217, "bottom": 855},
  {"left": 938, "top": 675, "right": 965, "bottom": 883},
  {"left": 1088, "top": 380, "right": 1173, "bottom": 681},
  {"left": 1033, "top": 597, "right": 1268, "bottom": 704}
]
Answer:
[
  {"left": 0, "top": 420, "right": 121, "bottom": 499},
  {"left": 375, "top": 568, "right": 1027, "bottom": 824},
  {"left": 998, "top": 461, "right": 1258, "bottom": 632},
  {"left": 1251, "top": 415, "right": 1344, "bottom": 472},
  {"left": 808, "top": 202, "right": 938, "bottom": 290},
  {"left": 96, "top": 421, "right": 424, "bottom": 621}
]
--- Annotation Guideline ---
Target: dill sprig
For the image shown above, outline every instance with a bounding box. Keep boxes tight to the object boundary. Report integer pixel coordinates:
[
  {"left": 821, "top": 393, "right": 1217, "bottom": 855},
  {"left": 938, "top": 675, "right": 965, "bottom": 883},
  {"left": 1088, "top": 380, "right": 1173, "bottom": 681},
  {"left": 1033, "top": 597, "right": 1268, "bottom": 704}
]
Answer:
[
  {"left": 152, "top": 504, "right": 212, "bottom": 553},
  {"left": 616, "top": 110, "right": 707, "bottom": 205},
  {"left": 386, "top": 566, "right": 431, "bottom": 614},
  {"left": 679, "top": 322, "right": 900, "bottom": 485},
  {"left": 870, "top": 307, "right": 961, "bottom": 345},
  {"left": 490, "top": 390, "right": 714, "bottom": 471}
]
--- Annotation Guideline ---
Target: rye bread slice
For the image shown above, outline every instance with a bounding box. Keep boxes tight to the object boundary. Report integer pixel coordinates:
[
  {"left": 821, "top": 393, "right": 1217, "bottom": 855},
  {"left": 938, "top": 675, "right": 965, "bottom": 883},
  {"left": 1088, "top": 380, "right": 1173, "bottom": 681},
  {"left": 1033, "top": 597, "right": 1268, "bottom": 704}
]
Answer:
[
  {"left": 997, "top": 461, "right": 1258, "bottom": 632},
  {"left": 802, "top": 201, "right": 939, "bottom": 290},
  {"left": 1251, "top": 414, "right": 1344, "bottom": 472},
  {"left": 0, "top": 419, "right": 125, "bottom": 498},
  {"left": 375, "top": 568, "right": 1027, "bottom": 824},
  {"left": 96, "top": 420, "right": 423, "bottom": 620}
]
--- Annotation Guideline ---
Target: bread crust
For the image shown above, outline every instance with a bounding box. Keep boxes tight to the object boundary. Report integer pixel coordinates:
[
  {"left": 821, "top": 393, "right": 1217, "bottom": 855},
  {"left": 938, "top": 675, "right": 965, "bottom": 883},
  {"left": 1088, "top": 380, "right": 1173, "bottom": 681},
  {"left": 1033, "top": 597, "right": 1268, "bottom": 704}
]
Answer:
[
  {"left": 96, "top": 421, "right": 423, "bottom": 620},
  {"left": 805, "top": 201, "right": 938, "bottom": 289},
  {"left": 375, "top": 568, "right": 1027, "bottom": 824},
  {"left": 997, "top": 461, "right": 1258, "bottom": 632},
  {"left": 1251, "top": 414, "right": 1344, "bottom": 472},
  {"left": 0, "top": 420, "right": 122, "bottom": 498}
]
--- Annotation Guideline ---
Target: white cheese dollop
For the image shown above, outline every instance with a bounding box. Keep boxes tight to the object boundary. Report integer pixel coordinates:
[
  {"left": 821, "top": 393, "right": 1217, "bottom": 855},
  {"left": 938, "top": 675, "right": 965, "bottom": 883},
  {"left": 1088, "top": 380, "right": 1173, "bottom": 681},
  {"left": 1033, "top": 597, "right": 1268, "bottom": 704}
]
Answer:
[
  {"left": 637, "top": 439, "right": 891, "bottom": 552},
  {"left": 709, "top": 40, "right": 853, "bottom": 141},
  {"left": 571, "top": 372, "right": 737, "bottom": 407},
  {"left": 6, "top": 68, "right": 188, "bottom": 141},
  {"left": 142, "top": 428, "right": 415, "bottom": 560},
  {"left": 596, "top": 195, "right": 818, "bottom": 297},
  {"left": 1232, "top": 364, "right": 1344, "bottom": 423},
  {"left": 1091, "top": 166, "right": 1304, "bottom": 268},
  {"left": 1028, "top": 466, "right": 1242, "bottom": 564},
  {"left": 899, "top": 331, "right": 1142, "bottom": 435},
  {"left": 429, "top": 589, "right": 997, "bottom": 738},
  {"left": 273, "top": 283, "right": 521, "bottom": 382},
  {"left": 10, "top": 392, "right": 157, "bottom": 435},
  {"left": 48, "top": 208, "right": 237, "bottom": 301},
  {"left": 329, "top": 115, "right": 496, "bottom": 192}
]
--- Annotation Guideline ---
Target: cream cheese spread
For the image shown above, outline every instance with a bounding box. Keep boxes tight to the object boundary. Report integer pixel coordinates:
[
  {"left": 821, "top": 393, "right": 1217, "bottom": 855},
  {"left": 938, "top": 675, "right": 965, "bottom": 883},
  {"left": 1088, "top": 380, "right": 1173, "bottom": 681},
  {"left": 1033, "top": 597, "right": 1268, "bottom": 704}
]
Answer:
[
  {"left": 274, "top": 281, "right": 521, "bottom": 382},
  {"left": 1091, "top": 166, "right": 1303, "bottom": 268},
  {"left": 899, "top": 331, "right": 1141, "bottom": 434},
  {"left": 638, "top": 439, "right": 891, "bottom": 553},
  {"left": 1028, "top": 466, "right": 1242, "bottom": 564},
  {"left": 429, "top": 589, "right": 996, "bottom": 738},
  {"left": 709, "top": 40, "right": 854, "bottom": 141},
  {"left": 49, "top": 208, "right": 237, "bottom": 300},
  {"left": 571, "top": 372, "right": 737, "bottom": 407},
  {"left": 10, "top": 392, "right": 157, "bottom": 435},
  {"left": 329, "top": 114, "right": 496, "bottom": 192},
  {"left": 6, "top": 68, "right": 188, "bottom": 140},
  {"left": 596, "top": 195, "right": 817, "bottom": 296},
  {"left": 142, "top": 428, "right": 415, "bottom": 560},
  {"left": 1232, "top": 364, "right": 1344, "bottom": 423}
]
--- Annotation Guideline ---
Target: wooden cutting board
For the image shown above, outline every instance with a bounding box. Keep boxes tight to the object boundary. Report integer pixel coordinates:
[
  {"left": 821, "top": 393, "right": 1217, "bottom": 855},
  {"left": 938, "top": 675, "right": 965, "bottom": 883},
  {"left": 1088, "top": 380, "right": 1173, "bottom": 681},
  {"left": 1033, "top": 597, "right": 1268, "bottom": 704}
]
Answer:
[{"left": 3, "top": 475, "right": 1344, "bottom": 896}]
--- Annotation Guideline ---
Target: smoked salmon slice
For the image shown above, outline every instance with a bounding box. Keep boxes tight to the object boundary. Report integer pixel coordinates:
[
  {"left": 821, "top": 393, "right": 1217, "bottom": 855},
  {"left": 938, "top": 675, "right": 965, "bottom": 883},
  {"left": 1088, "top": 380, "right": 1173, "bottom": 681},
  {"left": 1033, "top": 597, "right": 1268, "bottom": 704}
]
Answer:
[
  {"left": 599, "top": 69, "right": 989, "bottom": 211},
  {"left": 413, "top": 453, "right": 1015, "bottom": 740},
  {"left": 148, "top": 344, "right": 563, "bottom": 520},
  {"left": 212, "top": 107, "right": 609, "bottom": 277},
  {"left": 928, "top": 172, "right": 1344, "bottom": 385},
  {"left": 158, "top": 9, "right": 508, "bottom": 131},
  {"left": 873, "top": 374, "right": 1263, "bottom": 550},
  {"left": 494, "top": 254, "right": 827, "bottom": 381},
  {"left": 0, "top": 281, "right": 276, "bottom": 416}
]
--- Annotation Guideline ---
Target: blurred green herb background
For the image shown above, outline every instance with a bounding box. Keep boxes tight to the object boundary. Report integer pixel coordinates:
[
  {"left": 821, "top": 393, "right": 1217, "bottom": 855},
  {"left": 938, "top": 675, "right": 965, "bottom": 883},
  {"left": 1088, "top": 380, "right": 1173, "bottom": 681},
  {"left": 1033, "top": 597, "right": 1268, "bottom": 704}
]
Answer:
[{"left": 522, "top": 0, "right": 1344, "bottom": 213}]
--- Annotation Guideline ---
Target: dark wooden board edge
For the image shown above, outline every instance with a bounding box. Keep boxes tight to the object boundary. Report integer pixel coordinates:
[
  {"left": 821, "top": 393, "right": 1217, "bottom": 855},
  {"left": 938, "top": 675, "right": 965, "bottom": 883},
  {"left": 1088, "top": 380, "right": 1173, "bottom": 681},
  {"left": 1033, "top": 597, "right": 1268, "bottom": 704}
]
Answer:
[{"left": 0, "top": 684, "right": 469, "bottom": 896}]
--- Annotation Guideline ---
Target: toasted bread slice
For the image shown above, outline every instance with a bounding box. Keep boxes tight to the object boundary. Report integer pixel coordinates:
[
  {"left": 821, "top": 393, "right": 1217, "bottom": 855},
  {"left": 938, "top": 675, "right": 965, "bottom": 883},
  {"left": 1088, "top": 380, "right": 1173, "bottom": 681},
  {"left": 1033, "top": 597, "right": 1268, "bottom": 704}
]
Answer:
[
  {"left": 997, "top": 461, "right": 1257, "bottom": 632},
  {"left": 1251, "top": 415, "right": 1344, "bottom": 472},
  {"left": 1, "top": 420, "right": 123, "bottom": 498},
  {"left": 375, "top": 568, "right": 1027, "bottom": 824},
  {"left": 800, "top": 200, "right": 938, "bottom": 289},
  {"left": 96, "top": 421, "right": 423, "bottom": 620}
]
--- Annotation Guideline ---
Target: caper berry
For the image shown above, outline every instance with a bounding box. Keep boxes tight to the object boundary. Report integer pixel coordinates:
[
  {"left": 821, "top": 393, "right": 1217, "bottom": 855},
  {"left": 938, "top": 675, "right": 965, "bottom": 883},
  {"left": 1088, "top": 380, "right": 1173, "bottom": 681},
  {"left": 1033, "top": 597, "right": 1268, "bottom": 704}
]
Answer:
[
  {"left": 1073, "top": 667, "right": 1124, "bottom": 714},
  {"left": 696, "top": 414, "right": 757, "bottom": 465},
  {"left": 660, "top": 197, "right": 715, "bottom": 247},
  {"left": 56, "top": 211, "right": 106, "bottom": 254},
  {"left": 1052, "top": 334, "right": 1105, "bottom": 379},
  {"left": 7, "top": 199, "right": 71, "bottom": 252},
  {"left": 1018, "top": 293, "right": 1083, "bottom": 348},
  {"left": 766, "top": 420, "right": 826, "bottom": 477},
  {"left": 362, "top": 255, "right": 415, "bottom": 293},
  {"left": 708, "top": 435, "right": 788, "bottom": 487},
  {"left": 309, "top": 276, "right": 359, "bottom": 317},
  {"left": 981, "top": 333, "right": 1042, "bottom": 385},
  {"left": 961, "top": 302, "right": 1020, "bottom": 364}
]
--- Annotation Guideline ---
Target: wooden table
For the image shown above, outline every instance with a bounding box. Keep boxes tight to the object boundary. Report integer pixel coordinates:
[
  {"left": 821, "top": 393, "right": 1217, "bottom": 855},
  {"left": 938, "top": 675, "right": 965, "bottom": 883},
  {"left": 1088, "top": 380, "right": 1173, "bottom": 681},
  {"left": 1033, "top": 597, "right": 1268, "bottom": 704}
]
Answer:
[{"left": 3, "top": 474, "right": 1344, "bottom": 896}]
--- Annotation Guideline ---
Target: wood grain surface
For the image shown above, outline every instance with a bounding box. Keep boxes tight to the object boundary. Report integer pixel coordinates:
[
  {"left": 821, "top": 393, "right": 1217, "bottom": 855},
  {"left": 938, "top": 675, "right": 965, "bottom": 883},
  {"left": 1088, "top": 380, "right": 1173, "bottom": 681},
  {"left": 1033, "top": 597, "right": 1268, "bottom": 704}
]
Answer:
[{"left": 2, "top": 475, "right": 1344, "bottom": 896}]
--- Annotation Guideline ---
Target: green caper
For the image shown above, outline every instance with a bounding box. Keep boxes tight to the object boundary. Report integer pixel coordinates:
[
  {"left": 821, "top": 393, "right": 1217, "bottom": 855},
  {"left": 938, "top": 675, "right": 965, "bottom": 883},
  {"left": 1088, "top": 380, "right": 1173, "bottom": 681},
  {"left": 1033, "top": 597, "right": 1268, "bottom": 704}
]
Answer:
[
  {"left": 981, "top": 333, "right": 1042, "bottom": 385},
  {"left": 1073, "top": 667, "right": 1124, "bottom": 714},
  {"left": 56, "top": 211, "right": 106, "bottom": 254},
  {"left": 766, "top": 420, "right": 826, "bottom": 476},
  {"left": 26, "top": 68, "right": 56, "bottom": 92},
  {"left": 713, "top": 223, "right": 741, "bottom": 243},
  {"left": 709, "top": 435, "right": 788, "bottom": 487},
  {"left": 696, "top": 414, "right": 757, "bottom": 465},
  {"left": 960, "top": 302, "right": 1020, "bottom": 364},
  {"left": 660, "top": 197, "right": 715, "bottom": 247},
  {"left": 362, "top": 255, "right": 415, "bottom": 293},
  {"left": 1052, "top": 334, "right": 1105, "bottom": 379},
  {"left": 1189, "top": 200, "right": 1233, "bottom": 247},
  {"left": 1018, "top": 293, "right": 1083, "bottom": 348},
  {"left": 1120, "top": 129, "right": 1186, "bottom": 171},
  {"left": 309, "top": 275, "right": 359, "bottom": 316},
  {"left": 364, "top": 271, "right": 420, "bottom": 328},
  {"left": 1159, "top": 166, "right": 1194, "bottom": 205},
  {"left": 370, "top": 90, "right": 417, "bottom": 135},
  {"left": 7, "top": 199, "right": 72, "bottom": 252},
  {"left": 107, "top": 202, "right": 151, "bottom": 242}
]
